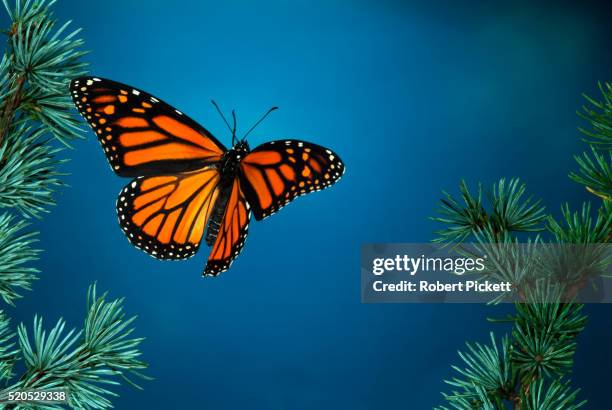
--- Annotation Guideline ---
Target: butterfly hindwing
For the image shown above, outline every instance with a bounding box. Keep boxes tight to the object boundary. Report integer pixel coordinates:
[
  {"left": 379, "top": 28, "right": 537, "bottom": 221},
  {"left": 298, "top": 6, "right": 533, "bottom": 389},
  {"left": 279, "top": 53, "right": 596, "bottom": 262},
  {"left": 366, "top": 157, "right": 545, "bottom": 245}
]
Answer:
[
  {"left": 239, "top": 140, "right": 345, "bottom": 220},
  {"left": 117, "top": 168, "right": 220, "bottom": 259},
  {"left": 204, "top": 179, "right": 251, "bottom": 276},
  {"left": 70, "top": 77, "right": 226, "bottom": 177}
]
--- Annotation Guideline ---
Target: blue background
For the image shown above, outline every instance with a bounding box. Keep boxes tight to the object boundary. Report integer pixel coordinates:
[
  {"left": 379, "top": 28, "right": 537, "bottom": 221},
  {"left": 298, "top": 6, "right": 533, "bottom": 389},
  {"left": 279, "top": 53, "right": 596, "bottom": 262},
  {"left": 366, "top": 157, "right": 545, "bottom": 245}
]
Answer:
[{"left": 6, "top": 0, "right": 612, "bottom": 408}]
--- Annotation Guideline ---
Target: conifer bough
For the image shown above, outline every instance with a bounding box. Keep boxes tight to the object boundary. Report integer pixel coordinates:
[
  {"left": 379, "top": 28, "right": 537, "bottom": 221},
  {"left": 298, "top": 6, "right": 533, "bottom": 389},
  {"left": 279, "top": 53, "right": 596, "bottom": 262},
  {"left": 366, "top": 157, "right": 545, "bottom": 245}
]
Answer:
[
  {"left": 432, "top": 82, "right": 612, "bottom": 408},
  {"left": 0, "top": 1, "right": 150, "bottom": 408}
]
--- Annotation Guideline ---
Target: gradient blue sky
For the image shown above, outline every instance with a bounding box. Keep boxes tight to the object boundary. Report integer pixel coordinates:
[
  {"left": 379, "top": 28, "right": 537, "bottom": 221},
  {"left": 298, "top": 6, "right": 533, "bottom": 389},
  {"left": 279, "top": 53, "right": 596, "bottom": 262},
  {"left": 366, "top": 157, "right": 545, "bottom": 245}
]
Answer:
[{"left": 4, "top": 1, "right": 612, "bottom": 408}]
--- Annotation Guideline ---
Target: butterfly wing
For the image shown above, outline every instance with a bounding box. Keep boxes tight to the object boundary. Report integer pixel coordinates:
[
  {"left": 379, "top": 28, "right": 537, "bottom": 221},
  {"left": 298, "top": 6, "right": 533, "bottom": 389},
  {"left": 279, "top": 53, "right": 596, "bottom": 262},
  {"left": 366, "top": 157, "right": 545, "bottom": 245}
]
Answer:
[
  {"left": 239, "top": 140, "right": 345, "bottom": 220},
  {"left": 70, "top": 77, "right": 226, "bottom": 177},
  {"left": 118, "top": 168, "right": 220, "bottom": 259},
  {"left": 204, "top": 179, "right": 251, "bottom": 276}
]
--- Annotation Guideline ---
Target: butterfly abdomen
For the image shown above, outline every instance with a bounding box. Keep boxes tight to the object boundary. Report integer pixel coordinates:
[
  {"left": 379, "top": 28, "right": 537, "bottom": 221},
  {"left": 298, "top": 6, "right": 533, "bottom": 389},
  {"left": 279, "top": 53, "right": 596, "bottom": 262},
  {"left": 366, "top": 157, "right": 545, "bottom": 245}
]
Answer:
[{"left": 205, "top": 179, "right": 233, "bottom": 246}]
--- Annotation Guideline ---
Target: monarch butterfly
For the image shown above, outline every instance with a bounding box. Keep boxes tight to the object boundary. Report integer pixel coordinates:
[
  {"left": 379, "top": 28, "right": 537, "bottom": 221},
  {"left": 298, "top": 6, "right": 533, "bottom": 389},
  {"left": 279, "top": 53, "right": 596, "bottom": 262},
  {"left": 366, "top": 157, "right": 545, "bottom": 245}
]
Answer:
[{"left": 70, "top": 77, "right": 345, "bottom": 276}]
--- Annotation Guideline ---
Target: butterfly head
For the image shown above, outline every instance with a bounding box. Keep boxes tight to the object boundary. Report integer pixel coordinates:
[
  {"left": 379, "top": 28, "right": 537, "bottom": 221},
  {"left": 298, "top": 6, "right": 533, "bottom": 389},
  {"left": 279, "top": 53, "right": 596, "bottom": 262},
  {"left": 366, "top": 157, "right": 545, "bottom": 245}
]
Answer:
[
  {"left": 221, "top": 140, "right": 250, "bottom": 176},
  {"left": 233, "top": 139, "right": 250, "bottom": 155}
]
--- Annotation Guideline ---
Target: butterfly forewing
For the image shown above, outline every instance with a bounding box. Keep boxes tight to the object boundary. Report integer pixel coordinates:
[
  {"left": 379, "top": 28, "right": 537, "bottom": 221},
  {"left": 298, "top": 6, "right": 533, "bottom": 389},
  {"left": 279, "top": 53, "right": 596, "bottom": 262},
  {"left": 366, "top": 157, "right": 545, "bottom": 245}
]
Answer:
[
  {"left": 70, "top": 77, "right": 226, "bottom": 177},
  {"left": 239, "top": 140, "right": 345, "bottom": 220},
  {"left": 118, "top": 168, "right": 220, "bottom": 259}
]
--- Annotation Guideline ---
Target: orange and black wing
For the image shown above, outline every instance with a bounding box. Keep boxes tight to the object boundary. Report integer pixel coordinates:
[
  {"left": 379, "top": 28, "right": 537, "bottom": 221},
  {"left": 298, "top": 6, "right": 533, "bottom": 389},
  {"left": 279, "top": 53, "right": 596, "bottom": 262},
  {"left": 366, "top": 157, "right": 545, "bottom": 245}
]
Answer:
[
  {"left": 204, "top": 179, "right": 251, "bottom": 276},
  {"left": 70, "top": 77, "right": 226, "bottom": 177},
  {"left": 117, "top": 168, "right": 220, "bottom": 259},
  {"left": 239, "top": 140, "right": 345, "bottom": 220}
]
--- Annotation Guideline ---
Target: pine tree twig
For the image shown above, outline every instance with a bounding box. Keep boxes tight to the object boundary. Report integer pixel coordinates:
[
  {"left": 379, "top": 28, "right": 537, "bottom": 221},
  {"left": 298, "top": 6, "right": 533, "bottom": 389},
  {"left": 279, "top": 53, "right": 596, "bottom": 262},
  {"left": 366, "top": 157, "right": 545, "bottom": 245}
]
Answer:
[
  {"left": 578, "top": 82, "right": 612, "bottom": 150},
  {"left": 1, "top": 284, "right": 150, "bottom": 409},
  {"left": 0, "top": 74, "right": 24, "bottom": 146},
  {"left": 0, "top": 1, "right": 150, "bottom": 408},
  {"left": 0, "top": 124, "right": 66, "bottom": 217},
  {"left": 432, "top": 178, "right": 546, "bottom": 245},
  {"left": 0, "top": 311, "right": 18, "bottom": 384},
  {"left": 0, "top": 1, "right": 43, "bottom": 148},
  {"left": 570, "top": 147, "right": 612, "bottom": 200},
  {"left": 433, "top": 150, "right": 607, "bottom": 407},
  {"left": 0, "top": 213, "right": 38, "bottom": 306}
]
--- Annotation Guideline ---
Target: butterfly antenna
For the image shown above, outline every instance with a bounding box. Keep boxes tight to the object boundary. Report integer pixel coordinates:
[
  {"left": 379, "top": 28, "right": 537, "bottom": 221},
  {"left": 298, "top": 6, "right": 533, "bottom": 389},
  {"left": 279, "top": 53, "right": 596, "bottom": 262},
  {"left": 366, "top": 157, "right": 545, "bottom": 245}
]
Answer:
[
  {"left": 211, "top": 100, "right": 233, "bottom": 135},
  {"left": 231, "top": 109, "right": 237, "bottom": 145},
  {"left": 242, "top": 106, "right": 279, "bottom": 141}
]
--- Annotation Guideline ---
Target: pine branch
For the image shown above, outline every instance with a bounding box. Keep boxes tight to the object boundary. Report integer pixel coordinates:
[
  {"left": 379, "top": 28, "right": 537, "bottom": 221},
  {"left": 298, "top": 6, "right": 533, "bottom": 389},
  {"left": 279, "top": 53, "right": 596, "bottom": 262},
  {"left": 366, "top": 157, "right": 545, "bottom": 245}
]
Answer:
[
  {"left": 432, "top": 180, "right": 488, "bottom": 244},
  {"left": 539, "top": 203, "right": 612, "bottom": 298},
  {"left": 0, "top": 124, "right": 65, "bottom": 217},
  {"left": 547, "top": 202, "right": 612, "bottom": 244},
  {"left": 570, "top": 148, "right": 612, "bottom": 200},
  {"left": 0, "top": 284, "right": 150, "bottom": 409},
  {"left": 433, "top": 182, "right": 595, "bottom": 407},
  {"left": 489, "top": 179, "right": 547, "bottom": 234},
  {"left": 512, "top": 303, "right": 586, "bottom": 382},
  {"left": 0, "top": 0, "right": 87, "bottom": 300},
  {"left": 434, "top": 46, "right": 611, "bottom": 410},
  {"left": 432, "top": 178, "right": 546, "bottom": 244},
  {"left": 0, "top": 0, "right": 87, "bottom": 217},
  {"left": 440, "top": 333, "right": 515, "bottom": 407},
  {"left": 434, "top": 185, "right": 611, "bottom": 302},
  {"left": 578, "top": 82, "right": 612, "bottom": 150},
  {"left": 0, "top": 213, "right": 38, "bottom": 306},
  {"left": 0, "top": 311, "right": 18, "bottom": 384},
  {"left": 435, "top": 384, "right": 496, "bottom": 410},
  {"left": 0, "top": 2, "right": 150, "bottom": 408},
  {"left": 434, "top": 185, "right": 592, "bottom": 408},
  {"left": 0, "top": 75, "right": 23, "bottom": 146},
  {"left": 470, "top": 234, "right": 542, "bottom": 302},
  {"left": 574, "top": 82, "right": 612, "bottom": 204},
  {"left": 519, "top": 379, "right": 586, "bottom": 410},
  {"left": 1, "top": 0, "right": 87, "bottom": 145},
  {"left": 437, "top": 303, "right": 587, "bottom": 409}
]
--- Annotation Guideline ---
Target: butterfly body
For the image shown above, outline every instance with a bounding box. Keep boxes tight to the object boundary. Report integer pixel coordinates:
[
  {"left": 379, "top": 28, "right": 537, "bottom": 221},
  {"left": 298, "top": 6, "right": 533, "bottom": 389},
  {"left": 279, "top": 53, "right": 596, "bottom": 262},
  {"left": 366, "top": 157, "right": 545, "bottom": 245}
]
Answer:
[
  {"left": 70, "top": 77, "right": 344, "bottom": 276},
  {"left": 205, "top": 140, "right": 250, "bottom": 246}
]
